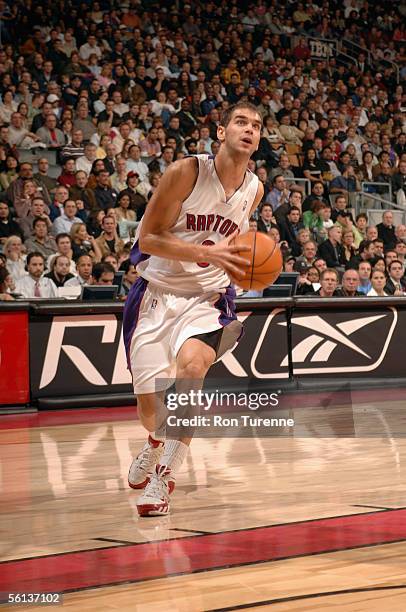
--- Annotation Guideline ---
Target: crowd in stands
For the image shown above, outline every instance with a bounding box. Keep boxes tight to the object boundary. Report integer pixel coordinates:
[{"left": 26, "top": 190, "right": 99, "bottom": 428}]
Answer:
[{"left": 0, "top": 0, "right": 405, "bottom": 300}]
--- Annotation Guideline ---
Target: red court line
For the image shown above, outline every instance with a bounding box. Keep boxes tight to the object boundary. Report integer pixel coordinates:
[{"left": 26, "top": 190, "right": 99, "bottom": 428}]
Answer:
[
  {"left": 0, "top": 406, "right": 138, "bottom": 430},
  {"left": 1, "top": 509, "right": 406, "bottom": 595}
]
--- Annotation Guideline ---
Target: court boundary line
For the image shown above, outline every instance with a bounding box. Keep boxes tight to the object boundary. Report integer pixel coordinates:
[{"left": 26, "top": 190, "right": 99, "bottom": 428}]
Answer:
[
  {"left": 206, "top": 584, "right": 406, "bottom": 611},
  {"left": 2, "top": 538, "right": 404, "bottom": 602},
  {"left": 1, "top": 506, "right": 404, "bottom": 565}
]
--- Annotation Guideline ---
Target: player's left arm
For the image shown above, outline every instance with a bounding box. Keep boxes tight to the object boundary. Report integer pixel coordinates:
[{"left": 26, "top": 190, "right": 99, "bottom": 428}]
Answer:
[{"left": 248, "top": 181, "right": 264, "bottom": 219}]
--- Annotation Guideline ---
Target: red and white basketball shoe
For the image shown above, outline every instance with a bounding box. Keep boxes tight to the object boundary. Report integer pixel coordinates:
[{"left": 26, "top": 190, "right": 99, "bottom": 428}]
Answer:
[
  {"left": 136, "top": 465, "right": 175, "bottom": 517},
  {"left": 128, "top": 435, "right": 165, "bottom": 490}
]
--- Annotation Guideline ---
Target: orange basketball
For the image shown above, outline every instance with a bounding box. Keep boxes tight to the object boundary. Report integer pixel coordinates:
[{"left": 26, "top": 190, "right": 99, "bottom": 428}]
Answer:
[{"left": 231, "top": 231, "right": 283, "bottom": 290}]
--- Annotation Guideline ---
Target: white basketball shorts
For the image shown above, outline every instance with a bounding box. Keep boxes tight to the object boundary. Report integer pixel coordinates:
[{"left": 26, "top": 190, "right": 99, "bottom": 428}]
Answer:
[{"left": 122, "top": 277, "right": 242, "bottom": 394}]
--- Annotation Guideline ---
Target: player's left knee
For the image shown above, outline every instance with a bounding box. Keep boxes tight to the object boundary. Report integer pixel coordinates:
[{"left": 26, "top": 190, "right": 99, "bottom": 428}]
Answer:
[{"left": 177, "top": 359, "right": 210, "bottom": 380}]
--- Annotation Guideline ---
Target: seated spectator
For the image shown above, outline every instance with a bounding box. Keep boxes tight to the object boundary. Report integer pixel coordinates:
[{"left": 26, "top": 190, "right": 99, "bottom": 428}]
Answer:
[
  {"left": 278, "top": 206, "right": 304, "bottom": 254},
  {"left": 102, "top": 253, "right": 120, "bottom": 272},
  {"left": 70, "top": 222, "right": 102, "bottom": 262},
  {"left": 303, "top": 201, "right": 331, "bottom": 244},
  {"left": 18, "top": 197, "right": 51, "bottom": 241},
  {"left": 357, "top": 261, "right": 372, "bottom": 295},
  {"left": 257, "top": 203, "right": 277, "bottom": 234},
  {"left": 335, "top": 269, "right": 364, "bottom": 297},
  {"left": 65, "top": 254, "right": 93, "bottom": 287},
  {"left": 115, "top": 192, "right": 138, "bottom": 241},
  {"left": 274, "top": 189, "right": 303, "bottom": 225},
  {"left": 385, "top": 250, "right": 398, "bottom": 270},
  {"left": 372, "top": 238, "right": 385, "bottom": 259},
  {"left": 8, "top": 111, "right": 42, "bottom": 149},
  {"left": 318, "top": 226, "right": 345, "bottom": 269},
  {"left": 13, "top": 179, "right": 46, "bottom": 220},
  {"left": 385, "top": 260, "right": 406, "bottom": 295},
  {"left": 3, "top": 235, "right": 26, "bottom": 282},
  {"left": 25, "top": 218, "right": 58, "bottom": 259},
  {"left": 52, "top": 200, "right": 82, "bottom": 236},
  {"left": 94, "top": 170, "right": 118, "bottom": 210},
  {"left": 75, "top": 143, "right": 98, "bottom": 176},
  {"left": 0, "top": 267, "right": 14, "bottom": 301},
  {"left": 15, "top": 252, "right": 57, "bottom": 298},
  {"left": 126, "top": 144, "right": 150, "bottom": 181},
  {"left": 69, "top": 171, "right": 97, "bottom": 210},
  {"left": 110, "top": 157, "right": 129, "bottom": 193},
  {"left": 347, "top": 239, "right": 376, "bottom": 270},
  {"left": 119, "top": 259, "right": 138, "bottom": 296},
  {"left": 367, "top": 269, "right": 389, "bottom": 296},
  {"left": 95, "top": 215, "right": 125, "bottom": 258},
  {"left": 391, "top": 160, "right": 406, "bottom": 199},
  {"left": 91, "top": 261, "right": 115, "bottom": 285},
  {"left": 0, "top": 201, "right": 23, "bottom": 243},
  {"left": 366, "top": 225, "right": 378, "bottom": 241},
  {"left": 269, "top": 153, "right": 296, "bottom": 186},
  {"left": 73, "top": 104, "right": 97, "bottom": 141},
  {"left": 47, "top": 233, "right": 75, "bottom": 274},
  {"left": 314, "top": 258, "right": 327, "bottom": 274},
  {"left": 265, "top": 175, "right": 290, "bottom": 212},
  {"left": 301, "top": 147, "right": 324, "bottom": 184},
  {"left": 302, "top": 181, "right": 330, "bottom": 213},
  {"left": 355, "top": 213, "right": 368, "bottom": 239},
  {"left": 278, "top": 113, "right": 304, "bottom": 146},
  {"left": 36, "top": 113, "right": 65, "bottom": 148},
  {"left": 86, "top": 208, "right": 105, "bottom": 239},
  {"left": 376, "top": 211, "right": 397, "bottom": 250},
  {"left": 330, "top": 164, "right": 361, "bottom": 200},
  {"left": 0, "top": 155, "right": 19, "bottom": 191},
  {"left": 297, "top": 240, "right": 317, "bottom": 267},
  {"left": 313, "top": 268, "right": 339, "bottom": 297},
  {"left": 330, "top": 195, "right": 350, "bottom": 223},
  {"left": 44, "top": 254, "right": 75, "bottom": 287},
  {"left": 294, "top": 260, "right": 315, "bottom": 295},
  {"left": 60, "top": 128, "right": 85, "bottom": 161},
  {"left": 34, "top": 158, "right": 58, "bottom": 195},
  {"left": 49, "top": 185, "right": 69, "bottom": 221},
  {"left": 57, "top": 158, "right": 77, "bottom": 188},
  {"left": 341, "top": 229, "right": 357, "bottom": 264}
]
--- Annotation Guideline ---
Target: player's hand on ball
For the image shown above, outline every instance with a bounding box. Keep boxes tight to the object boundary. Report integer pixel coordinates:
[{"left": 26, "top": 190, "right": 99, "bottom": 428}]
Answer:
[{"left": 205, "top": 230, "right": 251, "bottom": 281}]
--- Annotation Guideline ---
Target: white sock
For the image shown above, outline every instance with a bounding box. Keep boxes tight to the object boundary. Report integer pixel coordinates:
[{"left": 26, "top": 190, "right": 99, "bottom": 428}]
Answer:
[{"left": 159, "top": 439, "right": 189, "bottom": 474}]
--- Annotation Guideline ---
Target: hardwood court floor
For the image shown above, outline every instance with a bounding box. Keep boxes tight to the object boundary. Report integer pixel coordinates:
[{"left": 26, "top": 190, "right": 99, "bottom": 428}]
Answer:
[{"left": 1, "top": 392, "right": 406, "bottom": 611}]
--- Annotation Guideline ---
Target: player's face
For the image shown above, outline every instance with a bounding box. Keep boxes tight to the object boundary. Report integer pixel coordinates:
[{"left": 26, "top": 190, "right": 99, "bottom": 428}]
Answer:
[{"left": 220, "top": 110, "right": 261, "bottom": 157}]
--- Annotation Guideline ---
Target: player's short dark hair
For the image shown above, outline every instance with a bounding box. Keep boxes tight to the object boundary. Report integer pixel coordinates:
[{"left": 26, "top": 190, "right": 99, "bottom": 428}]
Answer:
[{"left": 220, "top": 102, "right": 262, "bottom": 128}]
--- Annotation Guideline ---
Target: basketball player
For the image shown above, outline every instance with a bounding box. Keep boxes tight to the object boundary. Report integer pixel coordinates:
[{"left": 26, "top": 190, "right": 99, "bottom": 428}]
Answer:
[{"left": 123, "top": 102, "right": 263, "bottom": 516}]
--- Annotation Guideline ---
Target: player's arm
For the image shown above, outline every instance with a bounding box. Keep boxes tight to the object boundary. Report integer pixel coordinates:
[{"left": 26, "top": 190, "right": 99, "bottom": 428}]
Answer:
[
  {"left": 139, "top": 158, "right": 250, "bottom": 279},
  {"left": 248, "top": 181, "right": 264, "bottom": 219}
]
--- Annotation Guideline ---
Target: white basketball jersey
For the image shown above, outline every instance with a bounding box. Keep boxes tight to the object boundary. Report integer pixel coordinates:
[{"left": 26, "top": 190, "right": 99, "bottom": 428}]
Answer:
[{"left": 134, "top": 154, "right": 259, "bottom": 295}]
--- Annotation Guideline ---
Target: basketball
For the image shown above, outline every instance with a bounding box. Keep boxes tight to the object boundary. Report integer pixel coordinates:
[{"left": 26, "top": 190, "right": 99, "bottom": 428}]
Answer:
[{"left": 231, "top": 231, "right": 283, "bottom": 290}]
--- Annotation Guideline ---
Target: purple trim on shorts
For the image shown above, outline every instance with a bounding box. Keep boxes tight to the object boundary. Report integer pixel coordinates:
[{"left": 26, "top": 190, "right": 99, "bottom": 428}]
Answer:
[
  {"left": 214, "top": 285, "right": 237, "bottom": 327},
  {"left": 123, "top": 276, "right": 149, "bottom": 369},
  {"left": 130, "top": 239, "right": 150, "bottom": 267}
]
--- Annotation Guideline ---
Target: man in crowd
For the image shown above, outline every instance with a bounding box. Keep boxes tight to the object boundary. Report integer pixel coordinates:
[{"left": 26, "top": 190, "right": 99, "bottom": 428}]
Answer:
[
  {"left": 334, "top": 269, "right": 364, "bottom": 297},
  {"left": 15, "top": 252, "right": 57, "bottom": 298},
  {"left": 52, "top": 200, "right": 82, "bottom": 235},
  {"left": 313, "top": 268, "right": 339, "bottom": 297}
]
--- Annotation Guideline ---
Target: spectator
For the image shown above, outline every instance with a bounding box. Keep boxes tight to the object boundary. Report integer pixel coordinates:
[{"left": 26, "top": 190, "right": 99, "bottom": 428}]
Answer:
[
  {"left": 367, "top": 269, "right": 389, "bottom": 297},
  {"left": 52, "top": 200, "right": 82, "bottom": 236},
  {"left": 57, "top": 158, "right": 77, "bottom": 189},
  {"left": 347, "top": 239, "right": 376, "bottom": 270},
  {"left": 36, "top": 113, "right": 65, "bottom": 148},
  {"left": 318, "top": 226, "right": 345, "bottom": 270},
  {"left": 257, "top": 203, "right": 276, "bottom": 234},
  {"left": 357, "top": 261, "right": 373, "bottom": 295},
  {"left": 302, "top": 181, "right": 330, "bottom": 213},
  {"left": 44, "top": 254, "right": 75, "bottom": 288},
  {"left": 65, "top": 254, "right": 93, "bottom": 288},
  {"left": 49, "top": 185, "right": 69, "bottom": 221},
  {"left": 266, "top": 175, "right": 290, "bottom": 212},
  {"left": 69, "top": 171, "right": 97, "bottom": 210},
  {"left": 294, "top": 260, "right": 314, "bottom": 295},
  {"left": 0, "top": 155, "right": 19, "bottom": 191},
  {"left": 15, "top": 252, "right": 57, "bottom": 298},
  {"left": 3, "top": 235, "right": 26, "bottom": 281},
  {"left": 91, "top": 261, "right": 115, "bottom": 285},
  {"left": 385, "top": 260, "right": 406, "bottom": 295},
  {"left": 25, "top": 218, "right": 57, "bottom": 258},
  {"left": 313, "top": 268, "right": 339, "bottom": 297},
  {"left": 34, "top": 158, "right": 58, "bottom": 195},
  {"left": 0, "top": 267, "right": 14, "bottom": 301},
  {"left": 70, "top": 222, "right": 102, "bottom": 262},
  {"left": 93, "top": 170, "right": 118, "bottom": 210},
  {"left": 47, "top": 233, "right": 75, "bottom": 274},
  {"left": 376, "top": 211, "right": 397, "bottom": 250},
  {"left": 18, "top": 196, "right": 51, "bottom": 241},
  {"left": 0, "top": 201, "right": 23, "bottom": 243},
  {"left": 335, "top": 269, "right": 364, "bottom": 297},
  {"left": 119, "top": 259, "right": 138, "bottom": 296},
  {"left": 76, "top": 143, "right": 98, "bottom": 175},
  {"left": 95, "top": 215, "right": 124, "bottom": 258},
  {"left": 297, "top": 240, "right": 318, "bottom": 267},
  {"left": 366, "top": 225, "right": 379, "bottom": 241}
]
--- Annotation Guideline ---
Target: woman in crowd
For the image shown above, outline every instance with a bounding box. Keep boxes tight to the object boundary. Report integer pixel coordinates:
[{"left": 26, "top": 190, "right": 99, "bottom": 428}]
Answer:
[
  {"left": 301, "top": 147, "right": 324, "bottom": 184},
  {"left": 367, "top": 269, "right": 388, "bottom": 296},
  {"left": 86, "top": 208, "right": 105, "bottom": 238},
  {"left": 342, "top": 229, "right": 357, "bottom": 264},
  {"left": 3, "top": 235, "right": 26, "bottom": 282},
  {"left": 70, "top": 222, "right": 102, "bottom": 262},
  {"left": 0, "top": 155, "right": 19, "bottom": 191}
]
